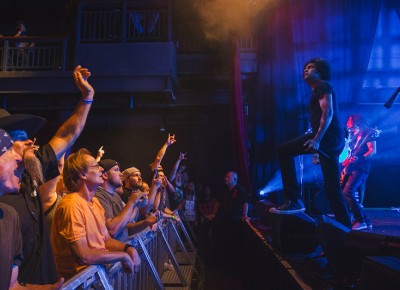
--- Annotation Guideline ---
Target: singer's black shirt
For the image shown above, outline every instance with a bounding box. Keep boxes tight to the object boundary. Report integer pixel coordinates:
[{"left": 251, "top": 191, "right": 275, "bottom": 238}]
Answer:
[{"left": 309, "top": 80, "right": 344, "bottom": 154}]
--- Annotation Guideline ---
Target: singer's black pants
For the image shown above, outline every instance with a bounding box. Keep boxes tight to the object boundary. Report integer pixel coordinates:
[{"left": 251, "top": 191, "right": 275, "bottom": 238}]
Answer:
[{"left": 277, "top": 133, "right": 351, "bottom": 228}]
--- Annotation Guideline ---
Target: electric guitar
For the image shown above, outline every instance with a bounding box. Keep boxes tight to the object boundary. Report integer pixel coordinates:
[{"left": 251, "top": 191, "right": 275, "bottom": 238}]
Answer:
[{"left": 340, "top": 128, "right": 380, "bottom": 183}]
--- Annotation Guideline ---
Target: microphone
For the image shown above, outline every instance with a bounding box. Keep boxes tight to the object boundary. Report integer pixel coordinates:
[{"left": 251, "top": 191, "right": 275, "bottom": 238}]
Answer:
[
  {"left": 384, "top": 87, "right": 400, "bottom": 109},
  {"left": 315, "top": 148, "right": 329, "bottom": 159}
]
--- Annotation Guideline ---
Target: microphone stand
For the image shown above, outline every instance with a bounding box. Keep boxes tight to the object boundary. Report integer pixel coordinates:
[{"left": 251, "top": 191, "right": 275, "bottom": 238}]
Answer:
[{"left": 384, "top": 87, "right": 400, "bottom": 109}]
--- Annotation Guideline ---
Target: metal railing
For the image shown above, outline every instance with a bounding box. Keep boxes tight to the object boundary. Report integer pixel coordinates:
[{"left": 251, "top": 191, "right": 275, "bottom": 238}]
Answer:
[
  {"left": 62, "top": 212, "right": 200, "bottom": 290},
  {"left": 78, "top": 1, "right": 171, "bottom": 43},
  {"left": 126, "top": 9, "right": 168, "bottom": 42},
  {"left": 0, "top": 36, "right": 67, "bottom": 71}
]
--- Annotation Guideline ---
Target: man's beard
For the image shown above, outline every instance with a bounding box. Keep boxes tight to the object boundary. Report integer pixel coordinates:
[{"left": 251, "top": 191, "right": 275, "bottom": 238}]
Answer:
[
  {"left": 110, "top": 179, "right": 122, "bottom": 190},
  {"left": 24, "top": 154, "right": 44, "bottom": 186}
]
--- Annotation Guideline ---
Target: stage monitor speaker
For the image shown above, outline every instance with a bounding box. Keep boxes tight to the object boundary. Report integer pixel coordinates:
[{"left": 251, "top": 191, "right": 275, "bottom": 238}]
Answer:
[
  {"left": 319, "top": 218, "right": 400, "bottom": 279},
  {"left": 303, "top": 185, "right": 333, "bottom": 215},
  {"left": 317, "top": 216, "right": 353, "bottom": 278},
  {"left": 360, "top": 256, "right": 400, "bottom": 290},
  {"left": 345, "top": 231, "right": 400, "bottom": 269},
  {"left": 254, "top": 199, "right": 275, "bottom": 225},
  {"left": 270, "top": 211, "right": 319, "bottom": 254}
]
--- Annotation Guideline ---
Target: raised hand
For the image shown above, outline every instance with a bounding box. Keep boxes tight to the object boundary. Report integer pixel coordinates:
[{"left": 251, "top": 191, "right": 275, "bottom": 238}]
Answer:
[
  {"left": 152, "top": 175, "right": 162, "bottom": 189},
  {"left": 178, "top": 152, "right": 187, "bottom": 161},
  {"left": 73, "top": 65, "right": 95, "bottom": 100},
  {"left": 128, "top": 190, "right": 146, "bottom": 206},
  {"left": 95, "top": 146, "right": 105, "bottom": 162},
  {"left": 136, "top": 193, "right": 149, "bottom": 209},
  {"left": 166, "top": 133, "right": 176, "bottom": 146}
]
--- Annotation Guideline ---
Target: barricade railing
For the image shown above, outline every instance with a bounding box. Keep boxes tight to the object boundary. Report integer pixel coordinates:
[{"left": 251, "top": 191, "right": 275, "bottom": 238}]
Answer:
[
  {"left": 61, "top": 214, "right": 198, "bottom": 290},
  {"left": 62, "top": 265, "right": 113, "bottom": 290}
]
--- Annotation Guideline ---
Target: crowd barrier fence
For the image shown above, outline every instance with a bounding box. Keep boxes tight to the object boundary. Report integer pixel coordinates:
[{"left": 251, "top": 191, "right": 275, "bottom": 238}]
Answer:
[{"left": 62, "top": 212, "right": 201, "bottom": 290}]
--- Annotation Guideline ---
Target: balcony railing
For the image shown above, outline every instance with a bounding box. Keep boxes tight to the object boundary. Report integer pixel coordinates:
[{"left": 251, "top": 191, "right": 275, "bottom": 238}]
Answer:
[
  {"left": 78, "top": 1, "right": 171, "bottom": 43},
  {"left": 0, "top": 36, "right": 67, "bottom": 71}
]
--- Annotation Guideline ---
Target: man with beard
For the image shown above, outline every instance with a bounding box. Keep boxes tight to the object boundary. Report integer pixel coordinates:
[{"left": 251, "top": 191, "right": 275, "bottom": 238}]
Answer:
[
  {"left": 121, "top": 166, "right": 143, "bottom": 204},
  {"left": 0, "top": 65, "right": 95, "bottom": 285},
  {"left": 0, "top": 129, "right": 64, "bottom": 289},
  {"left": 95, "top": 159, "right": 157, "bottom": 242}
]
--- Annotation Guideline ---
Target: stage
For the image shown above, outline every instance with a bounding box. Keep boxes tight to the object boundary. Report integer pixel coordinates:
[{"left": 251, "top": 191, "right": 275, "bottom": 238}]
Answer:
[{"left": 237, "top": 206, "right": 400, "bottom": 289}]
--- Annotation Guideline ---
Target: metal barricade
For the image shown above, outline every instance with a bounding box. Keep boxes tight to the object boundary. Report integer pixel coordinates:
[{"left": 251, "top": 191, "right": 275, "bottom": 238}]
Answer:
[
  {"left": 62, "top": 265, "right": 113, "bottom": 290},
  {"left": 61, "top": 216, "right": 199, "bottom": 290}
]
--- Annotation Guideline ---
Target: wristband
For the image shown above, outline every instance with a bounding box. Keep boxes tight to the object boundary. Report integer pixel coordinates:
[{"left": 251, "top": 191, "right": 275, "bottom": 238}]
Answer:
[
  {"left": 123, "top": 244, "right": 134, "bottom": 252},
  {"left": 81, "top": 99, "right": 93, "bottom": 104}
]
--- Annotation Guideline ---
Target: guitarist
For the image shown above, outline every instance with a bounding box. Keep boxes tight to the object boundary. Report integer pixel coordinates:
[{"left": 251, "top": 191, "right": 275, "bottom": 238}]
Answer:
[{"left": 341, "top": 114, "right": 377, "bottom": 230}]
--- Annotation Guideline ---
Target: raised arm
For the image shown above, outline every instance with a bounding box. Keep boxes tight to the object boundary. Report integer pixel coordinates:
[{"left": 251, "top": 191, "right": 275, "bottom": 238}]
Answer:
[
  {"left": 169, "top": 152, "right": 186, "bottom": 182},
  {"left": 165, "top": 176, "right": 175, "bottom": 193},
  {"left": 105, "top": 191, "right": 145, "bottom": 238},
  {"left": 150, "top": 134, "right": 176, "bottom": 171},
  {"left": 153, "top": 190, "right": 162, "bottom": 212},
  {"left": 95, "top": 146, "right": 105, "bottom": 162},
  {"left": 49, "top": 66, "right": 95, "bottom": 159},
  {"left": 140, "top": 176, "right": 162, "bottom": 215}
]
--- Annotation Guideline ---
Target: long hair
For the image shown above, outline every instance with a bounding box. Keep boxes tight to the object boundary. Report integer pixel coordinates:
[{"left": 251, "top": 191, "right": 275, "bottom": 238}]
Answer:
[
  {"left": 304, "top": 58, "right": 331, "bottom": 81},
  {"left": 349, "top": 114, "right": 369, "bottom": 130},
  {"left": 63, "top": 148, "right": 91, "bottom": 192}
]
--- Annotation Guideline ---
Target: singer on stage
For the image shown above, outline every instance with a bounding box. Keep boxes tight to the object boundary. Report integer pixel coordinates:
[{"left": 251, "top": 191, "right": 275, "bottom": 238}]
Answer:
[
  {"left": 270, "top": 58, "right": 351, "bottom": 228},
  {"left": 341, "top": 114, "right": 377, "bottom": 230}
]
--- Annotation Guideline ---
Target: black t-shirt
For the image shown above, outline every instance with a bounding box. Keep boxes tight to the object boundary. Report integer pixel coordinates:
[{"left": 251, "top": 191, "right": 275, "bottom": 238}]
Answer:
[
  {"left": 347, "top": 129, "right": 376, "bottom": 173},
  {"left": 121, "top": 187, "right": 132, "bottom": 204},
  {"left": 217, "top": 184, "right": 248, "bottom": 220},
  {"left": 309, "top": 81, "right": 344, "bottom": 154},
  {"left": 0, "top": 203, "right": 23, "bottom": 290},
  {"left": 0, "top": 144, "right": 59, "bottom": 284}
]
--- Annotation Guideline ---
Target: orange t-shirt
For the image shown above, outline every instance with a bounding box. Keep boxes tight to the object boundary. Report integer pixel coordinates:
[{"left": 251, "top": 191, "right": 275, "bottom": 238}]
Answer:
[{"left": 50, "top": 193, "right": 110, "bottom": 280}]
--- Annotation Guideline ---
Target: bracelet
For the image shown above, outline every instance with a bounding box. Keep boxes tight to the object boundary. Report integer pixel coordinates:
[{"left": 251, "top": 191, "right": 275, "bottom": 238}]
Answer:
[
  {"left": 123, "top": 244, "right": 134, "bottom": 252},
  {"left": 81, "top": 99, "right": 93, "bottom": 104}
]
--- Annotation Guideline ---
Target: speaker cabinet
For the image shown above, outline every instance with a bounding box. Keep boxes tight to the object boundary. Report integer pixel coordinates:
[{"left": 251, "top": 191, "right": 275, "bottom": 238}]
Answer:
[
  {"left": 360, "top": 256, "right": 400, "bottom": 290},
  {"left": 270, "top": 211, "right": 319, "bottom": 254},
  {"left": 303, "top": 185, "right": 333, "bottom": 215},
  {"left": 318, "top": 217, "right": 400, "bottom": 279},
  {"left": 317, "top": 216, "right": 353, "bottom": 277}
]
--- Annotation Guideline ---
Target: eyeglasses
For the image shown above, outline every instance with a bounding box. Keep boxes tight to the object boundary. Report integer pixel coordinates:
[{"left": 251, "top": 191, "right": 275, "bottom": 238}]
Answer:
[{"left": 89, "top": 164, "right": 101, "bottom": 171}]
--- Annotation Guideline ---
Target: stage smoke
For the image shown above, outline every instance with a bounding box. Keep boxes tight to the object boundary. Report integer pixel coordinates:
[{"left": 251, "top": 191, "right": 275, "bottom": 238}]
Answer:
[{"left": 193, "top": 0, "right": 270, "bottom": 40}]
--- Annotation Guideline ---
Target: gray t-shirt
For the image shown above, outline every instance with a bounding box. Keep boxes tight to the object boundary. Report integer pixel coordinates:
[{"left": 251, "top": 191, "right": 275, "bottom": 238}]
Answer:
[{"left": 95, "top": 187, "right": 128, "bottom": 242}]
